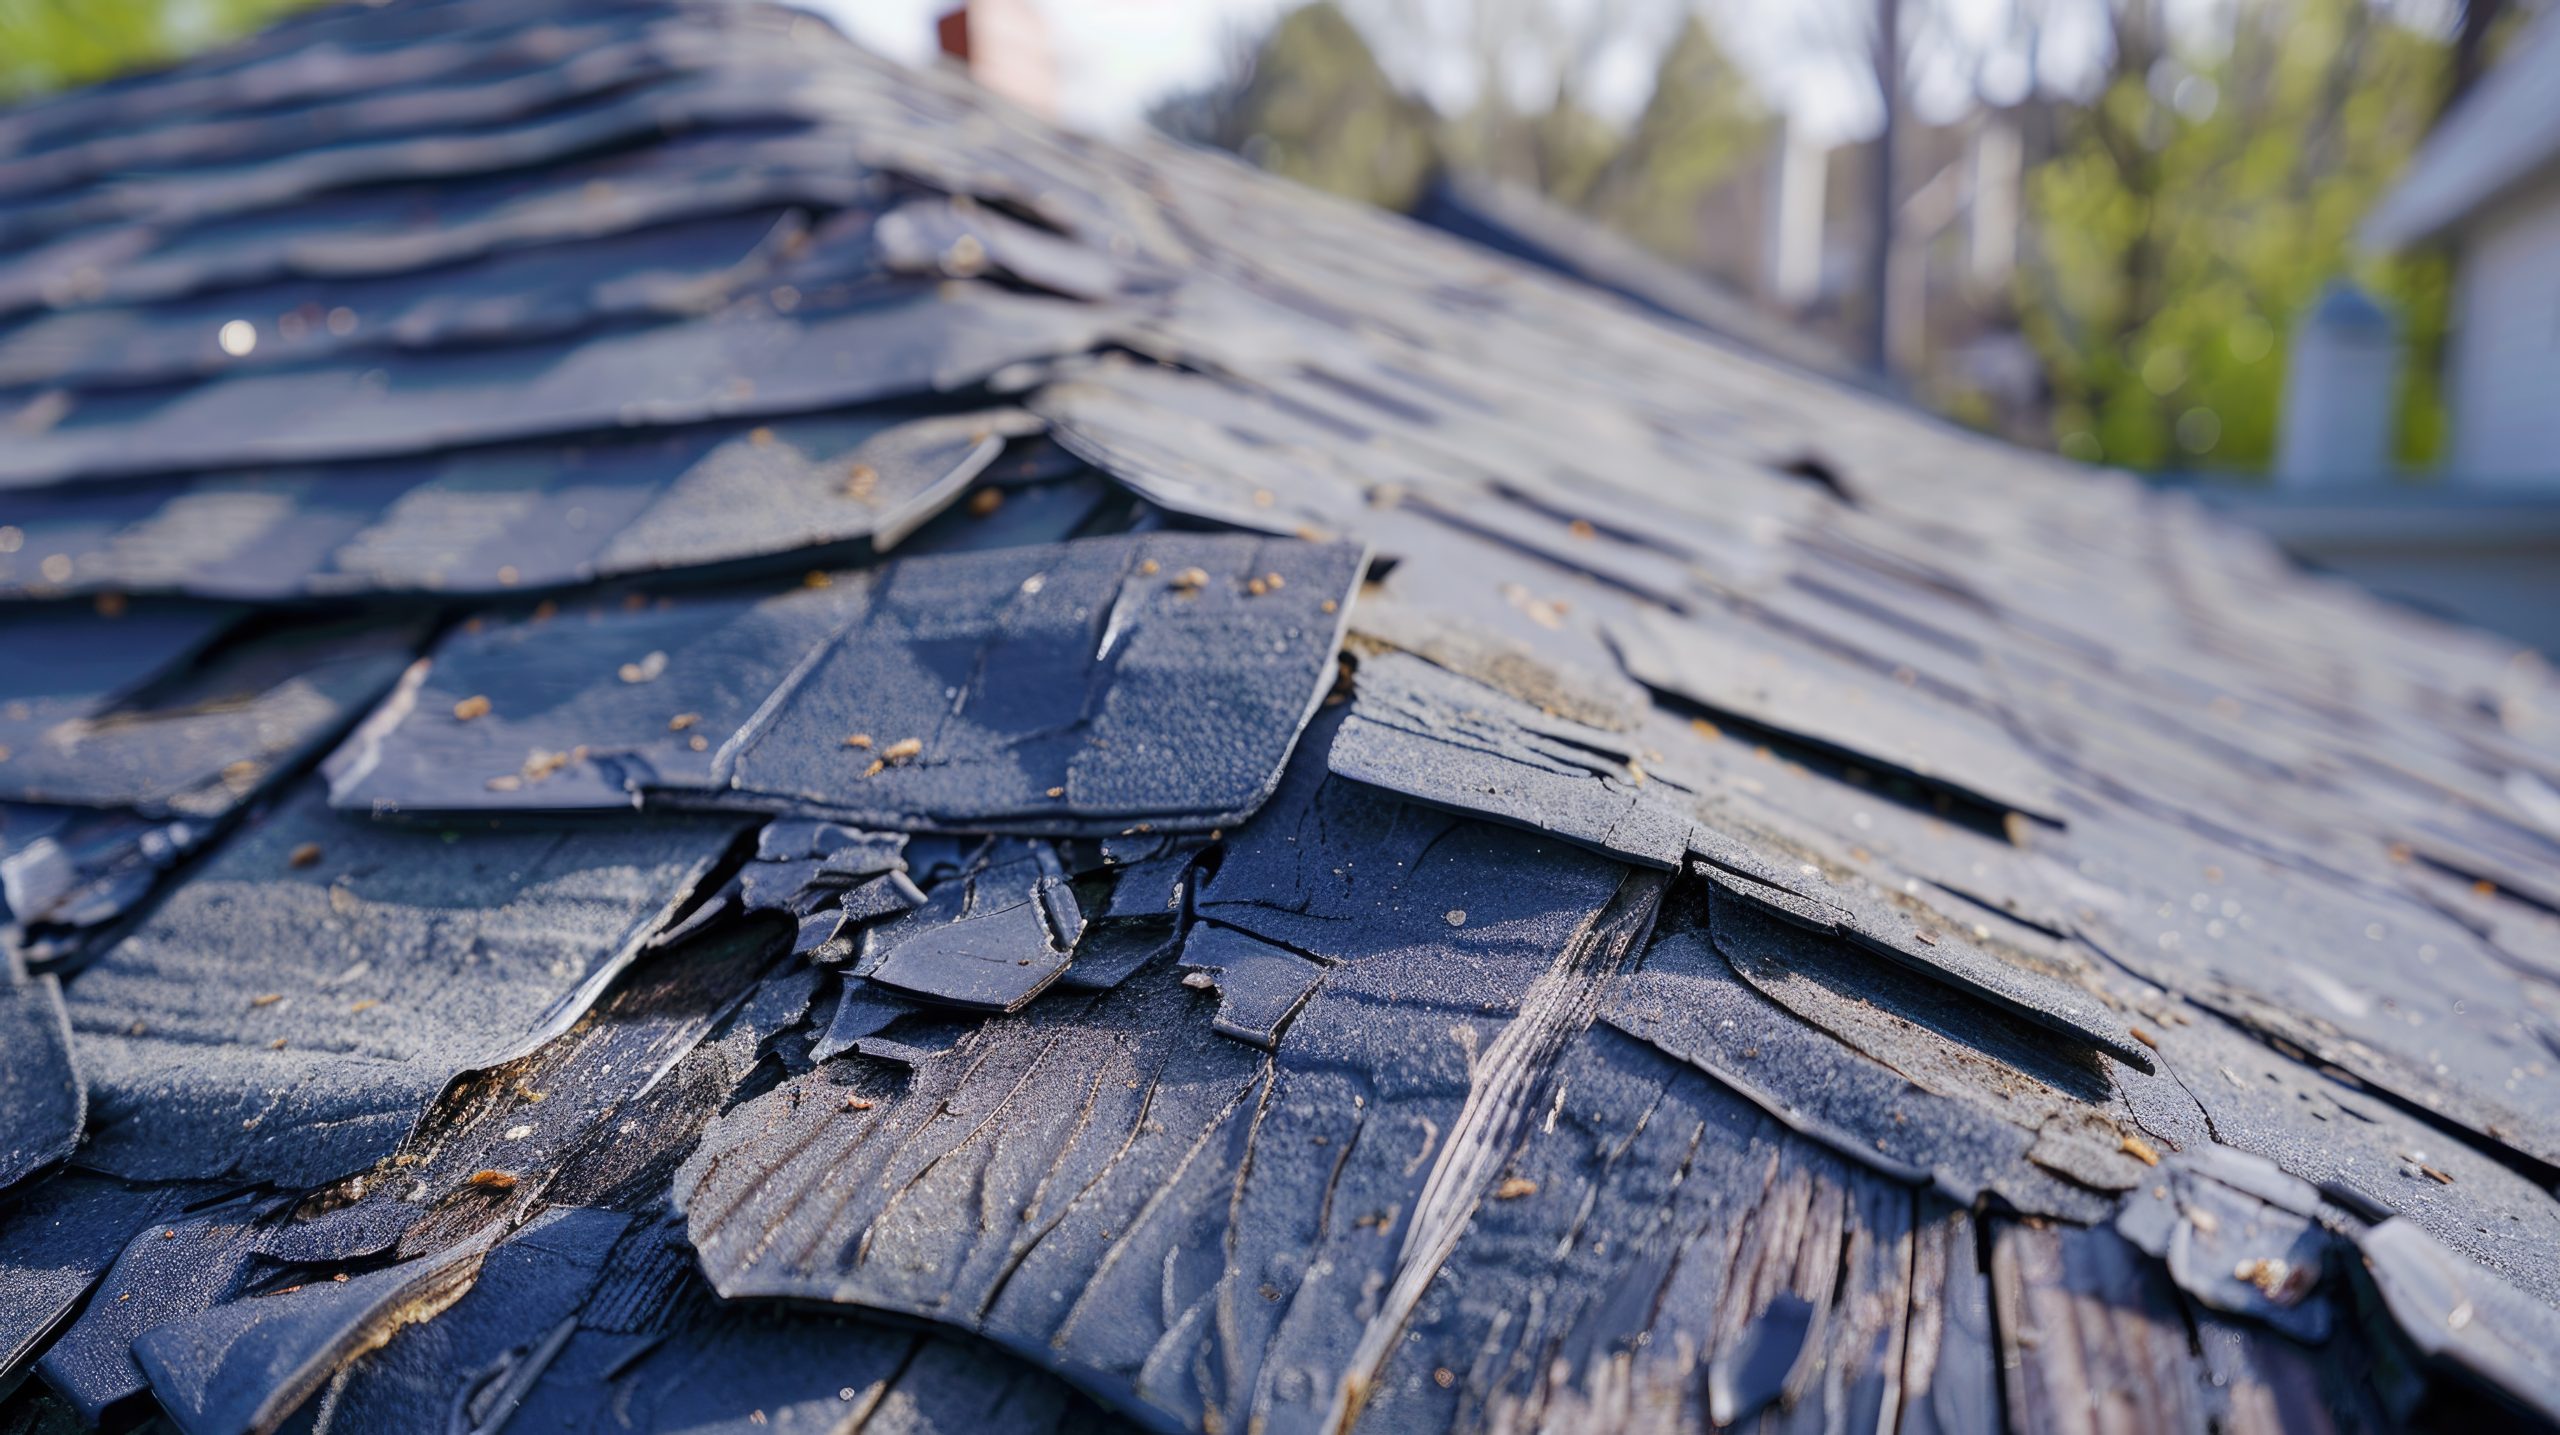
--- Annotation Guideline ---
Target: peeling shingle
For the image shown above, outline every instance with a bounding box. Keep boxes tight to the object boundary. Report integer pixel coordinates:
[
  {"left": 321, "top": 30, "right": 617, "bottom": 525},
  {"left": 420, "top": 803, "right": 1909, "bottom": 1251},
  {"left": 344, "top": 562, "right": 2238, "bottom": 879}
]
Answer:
[{"left": 64, "top": 784, "right": 740, "bottom": 1187}]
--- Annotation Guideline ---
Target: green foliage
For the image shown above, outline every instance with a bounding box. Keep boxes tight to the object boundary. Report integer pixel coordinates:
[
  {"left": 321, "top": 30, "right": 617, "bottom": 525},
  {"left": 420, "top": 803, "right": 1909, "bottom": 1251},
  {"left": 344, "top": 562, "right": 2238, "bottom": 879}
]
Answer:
[
  {"left": 1, "top": 0, "right": 317, "bottom": 100},
  {"left": 2019, "top": 0, "right": 2450, "bottom": 472},
  {"left": 1191, "top": 4, "right": 1771, "bottom": 281},
  {"left": 1582, "top": 17, "right": 1771, "bottom": 264},
  {"left": 1437, "top": 93, "right": 1619, "bottom": 207},
  {"left": 1199, "top": 2, "right": 1439, "bottom": 212}
]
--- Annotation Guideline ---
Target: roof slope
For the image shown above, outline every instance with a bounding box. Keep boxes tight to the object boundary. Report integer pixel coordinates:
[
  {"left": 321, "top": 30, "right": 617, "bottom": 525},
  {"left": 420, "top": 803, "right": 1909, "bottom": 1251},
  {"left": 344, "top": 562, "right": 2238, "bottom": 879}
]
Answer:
[
  {"left": 4, "top": 2, "right": 2560, "bottom": 1431},
  {"left": 1409, "top": 169, "right": 1859, "bottom": 380}
]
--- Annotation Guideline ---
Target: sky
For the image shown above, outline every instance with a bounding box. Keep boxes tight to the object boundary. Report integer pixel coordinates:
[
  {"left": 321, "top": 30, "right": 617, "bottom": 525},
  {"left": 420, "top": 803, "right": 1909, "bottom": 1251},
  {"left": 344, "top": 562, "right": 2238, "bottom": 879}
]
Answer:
[{"left": 794, "top": 0, "right": 2121, "bottom": 146}]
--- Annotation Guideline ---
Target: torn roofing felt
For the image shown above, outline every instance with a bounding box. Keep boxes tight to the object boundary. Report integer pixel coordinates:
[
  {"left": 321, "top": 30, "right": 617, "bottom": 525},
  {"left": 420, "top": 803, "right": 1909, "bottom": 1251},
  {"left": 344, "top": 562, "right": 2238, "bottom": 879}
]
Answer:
[{"left": 2, "top": 0, "right": 2560, "bottom": 1432}]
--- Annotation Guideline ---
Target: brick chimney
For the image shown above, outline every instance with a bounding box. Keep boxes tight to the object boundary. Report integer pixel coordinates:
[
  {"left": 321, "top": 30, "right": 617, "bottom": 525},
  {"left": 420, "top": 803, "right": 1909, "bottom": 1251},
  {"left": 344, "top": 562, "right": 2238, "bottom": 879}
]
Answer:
[{"left": 936, "top": 0, "right": 1058, "bottom": 121}]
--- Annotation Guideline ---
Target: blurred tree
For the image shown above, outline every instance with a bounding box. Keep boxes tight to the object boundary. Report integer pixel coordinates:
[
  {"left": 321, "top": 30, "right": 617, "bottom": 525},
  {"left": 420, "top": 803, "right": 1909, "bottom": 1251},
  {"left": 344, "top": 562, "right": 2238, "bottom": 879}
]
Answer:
[
  {"left": 1436, "top": 90, "right": 1618, "bottom": 206},
  {"left": 1160, "top": 2, "right": 1770, "bottom": 259},
  {"left": 2016, "top": 0, "right": 2450, "bottom": 471},
  {"left": 1421, "top": 0, "right": 1646, "bottom": 205},
  {"left": 1581, "top": 16, "right": 1772, "bottom": 262},
  {"left": 1153, "top": 2, "right": 1438, "bottom": 211},
  {"left": 2, "top": 0, "right": 314, "bottom": 100}
]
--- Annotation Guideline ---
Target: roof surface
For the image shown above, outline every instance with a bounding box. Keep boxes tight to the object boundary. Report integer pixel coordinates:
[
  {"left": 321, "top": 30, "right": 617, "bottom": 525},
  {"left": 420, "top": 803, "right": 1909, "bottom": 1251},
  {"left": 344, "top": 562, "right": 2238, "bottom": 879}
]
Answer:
[
  {"left": 1408, "top": 170, "right": 1859, "bottom": 381},
  {"left": 5, "top": 2, "right": 2560, "bottom": 1432},
  {"left": 2366, "top": 6, "right": 2560, "bottom": 248}
]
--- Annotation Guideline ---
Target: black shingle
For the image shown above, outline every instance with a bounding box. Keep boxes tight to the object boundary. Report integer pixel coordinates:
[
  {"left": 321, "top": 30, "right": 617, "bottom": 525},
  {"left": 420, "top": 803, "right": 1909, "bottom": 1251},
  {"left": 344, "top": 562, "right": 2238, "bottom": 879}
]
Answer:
[{"left": 2, "top": 0, "right": 2557, "bottom": 1428}]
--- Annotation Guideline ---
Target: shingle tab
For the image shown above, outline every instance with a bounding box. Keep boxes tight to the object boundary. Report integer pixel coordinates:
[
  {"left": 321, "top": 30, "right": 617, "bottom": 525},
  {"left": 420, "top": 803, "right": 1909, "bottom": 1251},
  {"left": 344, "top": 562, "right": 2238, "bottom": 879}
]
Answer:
[
  {"left": 0, "top": 974, "right": 81, "bottom": 1192},
  {"left": 720, "top": 534, "right": 1364, "bottom": 833},
  {"left": 0, "top": 287, "right": 1109, "bottom": 490},
  {"left": 65, "top": 784, "right": 740, "bottom": 1187}
]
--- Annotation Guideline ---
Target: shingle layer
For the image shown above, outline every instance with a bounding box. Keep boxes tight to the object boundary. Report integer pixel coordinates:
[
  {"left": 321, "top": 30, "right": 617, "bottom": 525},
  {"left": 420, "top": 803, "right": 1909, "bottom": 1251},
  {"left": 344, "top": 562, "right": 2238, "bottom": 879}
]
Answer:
[{"left": 3, "top": 1, "right": 2560, "bottom": 1430}]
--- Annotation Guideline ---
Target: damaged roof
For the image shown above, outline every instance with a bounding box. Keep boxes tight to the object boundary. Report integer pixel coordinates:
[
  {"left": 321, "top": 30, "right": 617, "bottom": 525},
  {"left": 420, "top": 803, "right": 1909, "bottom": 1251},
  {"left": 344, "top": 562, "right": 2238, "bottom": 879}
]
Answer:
[{"left": 5, "top": 1, "right": 2560, "bottom": 1430}]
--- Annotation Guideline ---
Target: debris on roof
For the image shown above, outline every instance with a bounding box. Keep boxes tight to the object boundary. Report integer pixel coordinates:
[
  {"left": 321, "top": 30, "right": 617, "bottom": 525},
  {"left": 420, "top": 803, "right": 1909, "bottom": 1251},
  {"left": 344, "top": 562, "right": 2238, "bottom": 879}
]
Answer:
[{"left": 2, "top": 0, "right": 2559, "bottom": 1430}]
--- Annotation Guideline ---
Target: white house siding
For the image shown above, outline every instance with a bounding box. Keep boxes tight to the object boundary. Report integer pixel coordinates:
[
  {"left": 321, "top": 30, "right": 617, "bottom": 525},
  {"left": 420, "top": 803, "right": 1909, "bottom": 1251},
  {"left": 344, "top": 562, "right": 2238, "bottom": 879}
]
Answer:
[{"left": 2450, "top": 169, "right": 2560, "bottom": 484}]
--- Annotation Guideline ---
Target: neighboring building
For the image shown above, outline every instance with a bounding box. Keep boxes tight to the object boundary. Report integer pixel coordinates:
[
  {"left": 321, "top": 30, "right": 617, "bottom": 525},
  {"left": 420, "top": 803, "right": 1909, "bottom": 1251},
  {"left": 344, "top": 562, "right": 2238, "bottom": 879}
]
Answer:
[
  {"left": 1761, "top": 106, "right": 2055, "bottom": 442},
  {"left": 1461, "top": 103, "right": 2053, "bottom": 439},
  {"left": 2214, "top": 11, "right": 2560, "bottom": 655},
  {"left": 2186, "top": 484, "right": 2560, "bottom": 653},
  {"left": 2366, "top": 6, "right": 2560, "bottom": 484}
]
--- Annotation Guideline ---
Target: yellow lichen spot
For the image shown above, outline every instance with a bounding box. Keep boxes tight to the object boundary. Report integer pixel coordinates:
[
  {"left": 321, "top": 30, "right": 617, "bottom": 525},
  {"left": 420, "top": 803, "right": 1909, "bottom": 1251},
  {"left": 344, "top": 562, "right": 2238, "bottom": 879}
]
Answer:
[{"left": 520, "top": 749, "right": 576, "bottom": 782}]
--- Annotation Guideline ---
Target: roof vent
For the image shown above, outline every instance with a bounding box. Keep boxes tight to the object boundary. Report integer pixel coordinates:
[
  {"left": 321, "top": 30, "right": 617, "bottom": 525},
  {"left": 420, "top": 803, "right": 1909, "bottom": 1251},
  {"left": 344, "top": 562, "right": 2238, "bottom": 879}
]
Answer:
[{"left": 2275, "top": 281, "right": 2399, "bottom": 490}]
